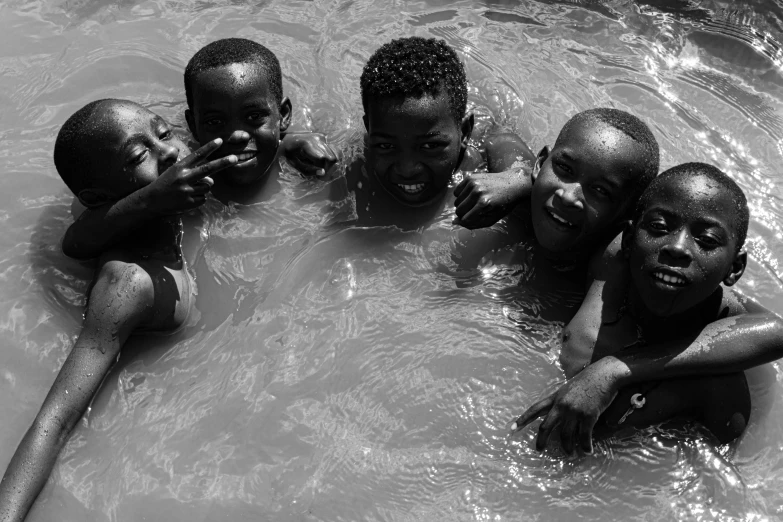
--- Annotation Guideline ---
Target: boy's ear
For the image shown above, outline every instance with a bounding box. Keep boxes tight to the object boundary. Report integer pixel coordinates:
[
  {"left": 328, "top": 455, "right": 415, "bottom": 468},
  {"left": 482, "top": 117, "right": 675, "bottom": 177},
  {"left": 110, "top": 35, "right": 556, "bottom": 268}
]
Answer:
[
  {"left": 278, "top": 97, "right": 292, "bottom": 134},
  {"left": 532, "top": 146, "right": 549, "bottom": 182},
  {"left": 77, "top": 188, "right": 115, "bottom": 208},
  {"left": 362, "top": 114, "right": 369, "bottom": 133},
  {"left": 455, "top": 112, "right": 475, "bottom": 170},
  {"left": 185, "top": 109, "right": 198, "bottom": 141},
  {"left": 723, "top": 249, "right": 747, "bottom": 287}
]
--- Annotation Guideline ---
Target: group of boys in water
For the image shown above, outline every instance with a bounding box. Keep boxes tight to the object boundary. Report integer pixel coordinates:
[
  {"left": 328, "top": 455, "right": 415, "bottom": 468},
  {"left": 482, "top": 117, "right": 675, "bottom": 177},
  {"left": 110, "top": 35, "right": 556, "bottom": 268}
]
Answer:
[{"left": 1, "top": 35, "right": 782, "bottom": 520}]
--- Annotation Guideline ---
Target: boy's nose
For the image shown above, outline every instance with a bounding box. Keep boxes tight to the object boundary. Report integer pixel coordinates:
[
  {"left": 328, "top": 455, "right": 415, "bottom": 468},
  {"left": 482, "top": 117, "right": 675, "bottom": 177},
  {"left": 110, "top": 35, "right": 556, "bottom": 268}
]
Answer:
[
  {"left": 661, "top": 229, "right": 692, "bottom": 261},
  {"left": 159, "top": 142, "right": 180, "bottom": 170},
  {"left": 396, "top": 153, "right": 425, "bottom": 179},
  {"left": 555, "top": 184, "right": 584, "bottom": 210},
  {"left": 224, "top": 130, "right": 252, "bottom": 150}
]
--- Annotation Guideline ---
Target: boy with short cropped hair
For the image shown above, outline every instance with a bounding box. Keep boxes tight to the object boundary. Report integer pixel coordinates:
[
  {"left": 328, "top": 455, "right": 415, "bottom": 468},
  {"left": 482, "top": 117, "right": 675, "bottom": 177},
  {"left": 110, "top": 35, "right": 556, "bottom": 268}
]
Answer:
[
  {"left": 515, "top": 163, "right": 767, "bottom": 449},
  {"left": 63, "top": 37, "right": 337, "bottom": 260},
  {"left": 0, "top": 99, "right": 235, "bottom": 520},
  {"left": 345, "top": 36, "right": 481, "bottom": 228}
]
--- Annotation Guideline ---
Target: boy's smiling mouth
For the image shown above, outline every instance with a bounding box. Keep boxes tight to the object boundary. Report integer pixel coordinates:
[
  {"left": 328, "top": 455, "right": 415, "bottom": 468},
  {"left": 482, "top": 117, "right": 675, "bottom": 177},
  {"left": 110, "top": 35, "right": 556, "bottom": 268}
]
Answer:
[
  {"left": 547, "top": 208, "right": 577, "bottom": 229},
  {"left": 398, "top": 183, "right": 426, "bottom": 194},
  {"left": 651, "top": 268, "right": 688, "bottom": 288},
  {"left": 234, "top": 149, "right": 258, "bottom": 164}
]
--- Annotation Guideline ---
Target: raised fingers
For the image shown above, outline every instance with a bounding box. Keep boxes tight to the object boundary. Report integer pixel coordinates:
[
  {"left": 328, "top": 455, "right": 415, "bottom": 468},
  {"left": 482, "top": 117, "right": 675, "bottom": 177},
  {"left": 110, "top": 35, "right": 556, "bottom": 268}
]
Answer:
[
  {"left": 179, "top": 138, "right": 223, "bottom": 168},
  {"left": 578, "top": 417, "right": 596, "bottom": 454},
  {"left": 535, "top": 409, "right": 561, "bottom": 451},
  {"left": 185, "top": 155, "right": 237, "bottom": 181}
]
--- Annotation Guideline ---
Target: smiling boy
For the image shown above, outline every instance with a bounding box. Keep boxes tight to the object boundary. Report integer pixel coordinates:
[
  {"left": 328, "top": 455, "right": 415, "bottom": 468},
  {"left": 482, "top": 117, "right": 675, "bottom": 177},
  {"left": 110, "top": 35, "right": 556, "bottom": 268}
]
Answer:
[
  {"left": 516, "top": 163, "right": 776, "bottom": 450},
  {"left": 0, "top": 100, "right": 236, "bottom": 520},
  {"left": 340, "top": 36, "right": 479, "bottom": 228}
]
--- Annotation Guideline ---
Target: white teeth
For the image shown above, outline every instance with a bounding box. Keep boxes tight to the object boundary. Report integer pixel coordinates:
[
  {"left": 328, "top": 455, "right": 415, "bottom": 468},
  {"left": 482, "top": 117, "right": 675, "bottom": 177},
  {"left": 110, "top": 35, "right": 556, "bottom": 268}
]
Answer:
[
  {"left": 235, "top": 151, "right": 257, "bottom": 162},
  {"left": 653, "top": 271, "right": 685, "bottom": 285},
  {"left": 398, "top": 183, "right": 425, "bottom": 194},
  {"left": 548, "top": 210, "right": 574, "bottom": 227}
]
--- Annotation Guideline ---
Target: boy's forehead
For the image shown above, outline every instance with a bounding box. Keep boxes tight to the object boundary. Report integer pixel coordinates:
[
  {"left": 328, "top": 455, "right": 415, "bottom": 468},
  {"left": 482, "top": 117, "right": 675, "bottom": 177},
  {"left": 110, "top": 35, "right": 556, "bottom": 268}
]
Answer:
[
  {"left": 192, "top": 62, "right": 271, "bottom": 95},
  {"left": 645, "top": 176, "right": 737, "bottom": 228},
  {"left": 96, "top": 103, "right": 155, "bottom": 148},
  {"left": 368, "top": 91, "right": 455, "bottom": 128}
]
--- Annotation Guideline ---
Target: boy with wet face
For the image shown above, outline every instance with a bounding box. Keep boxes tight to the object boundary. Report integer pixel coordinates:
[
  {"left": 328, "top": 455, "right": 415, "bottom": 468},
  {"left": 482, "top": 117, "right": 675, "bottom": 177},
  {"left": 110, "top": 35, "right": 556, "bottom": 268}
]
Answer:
[
  {"left": 348, "top": 36, "right": 479, "bottom": 227},
  {"left": 184, "top": 38, "right": 336, "bottom": 203},
  {"left": 0, "top": 100, "right": 236, "bottom": 519},
  {"left": 455, "top": 108, "right": 659, "bottom": 257},
  {"left": 516, "top": 163, "right": 764, "bottom": 450},
  {"left": 61, "top": 38, "right": 337, "bottom": 260}
]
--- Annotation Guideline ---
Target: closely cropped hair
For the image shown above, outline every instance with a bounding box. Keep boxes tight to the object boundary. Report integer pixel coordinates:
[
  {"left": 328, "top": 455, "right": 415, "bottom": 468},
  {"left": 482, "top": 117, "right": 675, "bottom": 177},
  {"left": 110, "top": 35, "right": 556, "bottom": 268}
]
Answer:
[
  {"left": 558, "top": 108, "right": 660, "bottom": 203},
  {"left": 184, "top": 38, "right": 283, "bottom": 108},
  {"left": 634, "top": 162, "right": 749, "bottom": 250},
  {"left": 360, "top": 37, "right": 467, "bottom": 123},
  {"left": 54, "top": 98, "right": 121, "bottom": 195}
]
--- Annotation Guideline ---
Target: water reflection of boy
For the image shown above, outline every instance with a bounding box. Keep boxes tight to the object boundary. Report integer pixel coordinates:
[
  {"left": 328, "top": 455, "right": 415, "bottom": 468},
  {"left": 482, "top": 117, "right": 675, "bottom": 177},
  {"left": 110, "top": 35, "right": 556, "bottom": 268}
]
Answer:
[
  {"left": 62, "top": 38, "right": 337, "bottom": 260},
  {"left": 516, "top": 163, "right": 783, "bottom": 453},
  {"left": 0, "top": 100, "right": 234, "bottom": 520}
]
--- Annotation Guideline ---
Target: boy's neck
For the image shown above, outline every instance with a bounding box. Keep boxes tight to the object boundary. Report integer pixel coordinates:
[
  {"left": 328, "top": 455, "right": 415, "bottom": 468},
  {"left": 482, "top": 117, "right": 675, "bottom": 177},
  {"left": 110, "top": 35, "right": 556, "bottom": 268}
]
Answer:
[
  {"left": 127, "top": 216, "right": 184, "bottom": 263},
  {"left": 627, "top": 285, "right": 724, "bottom": 340}
]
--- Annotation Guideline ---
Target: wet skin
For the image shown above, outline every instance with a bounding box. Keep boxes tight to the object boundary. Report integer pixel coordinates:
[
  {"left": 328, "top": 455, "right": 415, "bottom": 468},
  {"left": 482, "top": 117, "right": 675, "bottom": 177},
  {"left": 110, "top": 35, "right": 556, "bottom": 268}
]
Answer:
[
  {"left": 363, "top": 91, "right": 473, "bottom": 208},
  {"left": 626, "top": 174, "right": 746, "bottom": 318},
  {"left": 186, "top": 62, "right": 292, "bottom": 186},
  {"left": 530, "top": 119, "right": 646, "bottom": 254},
  {"left": 81, "top": 102, "right": 185, "bottom": 202}
]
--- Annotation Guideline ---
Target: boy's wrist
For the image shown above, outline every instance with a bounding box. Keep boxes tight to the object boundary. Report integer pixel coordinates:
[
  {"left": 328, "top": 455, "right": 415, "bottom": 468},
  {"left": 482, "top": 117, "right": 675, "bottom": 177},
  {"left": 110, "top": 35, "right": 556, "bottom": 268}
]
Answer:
[{"left": 591, "top": 356, "right": 632, "bottom": 390}]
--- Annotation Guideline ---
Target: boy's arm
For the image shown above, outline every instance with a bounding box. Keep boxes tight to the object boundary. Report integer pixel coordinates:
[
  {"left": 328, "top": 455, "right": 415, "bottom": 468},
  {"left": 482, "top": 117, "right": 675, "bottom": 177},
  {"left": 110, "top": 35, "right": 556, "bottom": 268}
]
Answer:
[
  {"left": 453, "top": 131, "right": 536, "bottom": 230},
  {"left": 0, "top": 260, "right": 155, "bottom": 521},
  {"left": 280, "top": 132, "right": 339, "bottom": 177},
  {"left": 513, "top": 302, "right": 783, "bottom": 454},
  {"left": 63, "top": 139, "right": 234, "bottom": 260}
]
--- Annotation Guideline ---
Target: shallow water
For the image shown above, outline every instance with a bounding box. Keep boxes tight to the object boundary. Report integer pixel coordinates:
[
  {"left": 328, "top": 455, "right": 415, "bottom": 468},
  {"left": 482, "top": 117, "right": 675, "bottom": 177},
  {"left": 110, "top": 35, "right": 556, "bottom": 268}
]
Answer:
[{"left": 1, "top": 0, "right": 783, "bottom": 520}]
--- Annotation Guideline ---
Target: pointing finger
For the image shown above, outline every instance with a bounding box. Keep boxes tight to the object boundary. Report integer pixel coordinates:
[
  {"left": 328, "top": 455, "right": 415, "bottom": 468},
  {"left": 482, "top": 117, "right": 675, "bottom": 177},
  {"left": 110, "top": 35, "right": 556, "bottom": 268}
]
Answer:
[{"left": 511, "top": 397, "right": 553, "bottom": 433}]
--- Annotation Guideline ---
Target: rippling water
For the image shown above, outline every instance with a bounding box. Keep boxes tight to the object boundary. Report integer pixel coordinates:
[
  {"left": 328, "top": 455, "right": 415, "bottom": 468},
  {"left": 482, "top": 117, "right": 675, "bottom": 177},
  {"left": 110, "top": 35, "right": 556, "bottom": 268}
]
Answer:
[{"left": 1, "top": 0, "right": 782, "bottom": 520}]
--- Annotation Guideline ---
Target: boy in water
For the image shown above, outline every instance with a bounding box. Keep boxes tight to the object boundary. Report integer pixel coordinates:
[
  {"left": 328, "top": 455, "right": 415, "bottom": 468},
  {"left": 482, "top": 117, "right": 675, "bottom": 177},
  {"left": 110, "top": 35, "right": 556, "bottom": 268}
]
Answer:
[
  {"left": 516, "top": 163, "right": 776, "bottom": 449},
  {"left": 0, "top": 100, "right": 237, "bottom": 520},
  {"left": 344, "top": 36, "right": 484, "bottom": 228},
  {"left": 63, "top": 38, "right": 336, "bottom": 260}
]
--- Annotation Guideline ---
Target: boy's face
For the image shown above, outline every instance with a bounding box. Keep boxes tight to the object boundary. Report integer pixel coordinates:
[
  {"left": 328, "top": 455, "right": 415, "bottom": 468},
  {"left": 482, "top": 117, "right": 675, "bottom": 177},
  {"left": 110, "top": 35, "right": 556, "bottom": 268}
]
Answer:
[
  {"left": 626, "top": 175, "right": 745, "bottom": 317},
  {"left": 82, "top": 102, "right": 186, "bottom": 203},
  {"left": 186, "top": 62, "right": 291, "bottom": 184},
  {"left": 363, "top": 91, "right": 472, "bottom": 207},
  {"left": 530, "top": 119, "right": 644, "bottom": 253}
]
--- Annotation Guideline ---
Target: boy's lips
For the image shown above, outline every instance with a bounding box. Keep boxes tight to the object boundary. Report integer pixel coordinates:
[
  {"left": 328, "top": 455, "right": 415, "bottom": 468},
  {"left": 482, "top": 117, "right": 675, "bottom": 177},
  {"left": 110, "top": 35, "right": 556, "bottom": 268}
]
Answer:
[
  {"left": 233, "top": 150, "right": 258, "bottom": 164},
  {"left": 546, "top": 207, "right": 578, "bottom": 229},
  {"left": 397, "top": 183, "right": 426, "bottom": 194},
  {"left": 649, "top": 268, "right": 689, "bottom": 289}
]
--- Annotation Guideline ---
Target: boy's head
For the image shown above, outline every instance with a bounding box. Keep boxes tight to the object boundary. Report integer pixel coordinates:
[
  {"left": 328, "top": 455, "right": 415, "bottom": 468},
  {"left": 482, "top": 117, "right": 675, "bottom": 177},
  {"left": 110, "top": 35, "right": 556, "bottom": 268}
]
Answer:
[
  {"left": 624, "top": 162, "right": 748, "bottom": 317},
  {"left": 360, "top": 36, "right": 473, "bottom": 207},
  {"left": 184, "top": 38, "right": 291, "bottom": 184},
  {"left": 54, "top": 99, "right": 186, "bottom": 207},
  {"left": 530, "top": 108, "right": 659, "bottom": 253}
]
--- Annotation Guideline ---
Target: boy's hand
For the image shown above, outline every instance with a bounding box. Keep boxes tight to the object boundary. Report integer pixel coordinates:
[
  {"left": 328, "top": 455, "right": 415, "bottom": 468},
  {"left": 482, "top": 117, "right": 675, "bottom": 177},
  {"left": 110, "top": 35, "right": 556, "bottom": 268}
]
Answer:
[
  {"left": 453, "top": 168, "right": 531, "bottom": 229},
  {"left": 143, "top": 138, "right": 237, "bottom": 215},
  {"left": 510, "top": 358, "right": 622, "bottom": 455},
  {"left": 282, "top": 133, "right": 338, "bottom": 177}
]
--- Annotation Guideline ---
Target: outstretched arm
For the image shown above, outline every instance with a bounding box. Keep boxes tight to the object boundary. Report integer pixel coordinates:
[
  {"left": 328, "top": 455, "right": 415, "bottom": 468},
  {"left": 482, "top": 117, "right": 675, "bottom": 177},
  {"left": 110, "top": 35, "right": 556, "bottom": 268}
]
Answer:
[
  {"left": 63, "top": 139, "right": 234, "bottom": 260},
  {"left": 0, "top": 259, "right": 154, "bottom": 521},
  {"left": 513, "top": 305, "right": 783, "bottom": 454},
  {"left": 280, "top": 132, "right": 339, "bottom": 177}
]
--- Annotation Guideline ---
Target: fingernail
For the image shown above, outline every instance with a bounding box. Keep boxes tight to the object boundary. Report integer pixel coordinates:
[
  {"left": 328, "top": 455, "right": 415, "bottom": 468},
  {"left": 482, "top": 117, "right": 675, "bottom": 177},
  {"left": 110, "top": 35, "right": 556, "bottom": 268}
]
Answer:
[
  {"left": 317, "top": 169, "right": 325, "bottom": 176},
  {"left": 510, "top": 422, "right": 518, "bottom": 431}
]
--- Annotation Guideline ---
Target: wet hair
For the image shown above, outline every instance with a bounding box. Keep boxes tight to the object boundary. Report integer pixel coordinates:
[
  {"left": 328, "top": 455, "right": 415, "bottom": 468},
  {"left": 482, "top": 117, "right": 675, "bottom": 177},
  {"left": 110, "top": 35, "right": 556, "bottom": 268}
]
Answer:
[
  {"left": 54, "top": 98, "right": 127, "bottom": 195},
  {"left": 184, "top": 38, "right": 283, "bottom": 109},
  {"left": 360, "top": 36, "right": 467, "bottom": 123},
  {"left": 634, "top": 162, "right": 749, "bottom": 250},
  {"left": 556, "top": 108, "right": 659, "bottom": 204}
]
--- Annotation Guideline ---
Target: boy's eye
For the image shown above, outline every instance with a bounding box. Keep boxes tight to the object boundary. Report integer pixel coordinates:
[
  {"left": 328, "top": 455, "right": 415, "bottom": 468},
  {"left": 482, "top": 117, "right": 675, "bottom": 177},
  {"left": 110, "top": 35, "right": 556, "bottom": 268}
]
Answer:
[
  {"left": 421, "top": 141, "right": 447, "bottom": 151},
  {"left": 647, "top": 220, "right": 668, "bottom": 232},
  {"left": 129, "top": 149, "right": 149, "bottom": 165},
  {"left": 592, "top": 185, "right": 610, "bottom": 198},
  {"left": 247, "top": 112, "right": 265, "bottom": 123},
  {"left": 373, "top": 143, "right": 393, "bottom": 151},
  {"left": 159, "top": 129, "right": 172, "bottom": 140},
  {"left": 553, "top": 160, "right": 572, "bottom": 176},
  {"left": 696, "top": 234, "right": 721, "bottom": 248},
  {"left": 204, "top": 118, "right": 223, "bottom": 127}
]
